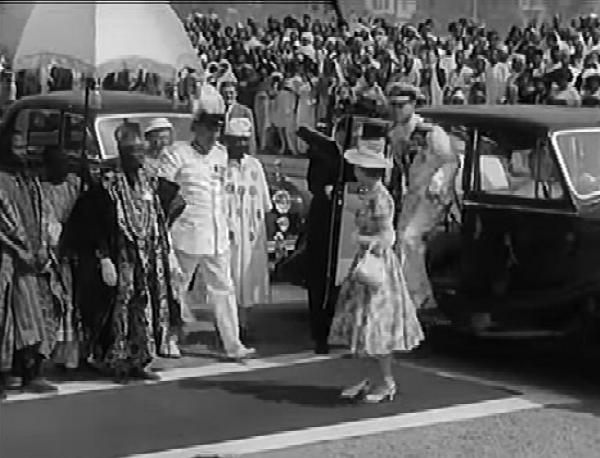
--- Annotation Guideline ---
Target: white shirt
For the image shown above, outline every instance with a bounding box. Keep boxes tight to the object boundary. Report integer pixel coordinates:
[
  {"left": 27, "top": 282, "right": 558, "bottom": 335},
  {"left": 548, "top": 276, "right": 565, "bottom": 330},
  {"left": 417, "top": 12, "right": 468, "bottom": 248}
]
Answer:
[{"left": 157, "top": 141, "right": 230, "bottom": 256}]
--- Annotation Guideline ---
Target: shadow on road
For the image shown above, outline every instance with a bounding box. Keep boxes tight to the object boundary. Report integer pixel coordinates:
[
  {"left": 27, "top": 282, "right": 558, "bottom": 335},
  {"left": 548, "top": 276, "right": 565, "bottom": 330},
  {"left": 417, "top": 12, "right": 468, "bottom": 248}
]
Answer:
[{"left": 178, "top": 377, "right": 348, "bottom": 407}]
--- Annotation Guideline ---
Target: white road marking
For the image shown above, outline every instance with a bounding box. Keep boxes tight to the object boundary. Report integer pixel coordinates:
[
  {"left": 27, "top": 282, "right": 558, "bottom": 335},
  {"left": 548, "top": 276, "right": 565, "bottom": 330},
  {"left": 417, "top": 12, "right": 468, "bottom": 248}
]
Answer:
[
  {"left": 125, "top": 396, "right": 547, "bottom": 458},
  {"left": 2, "top": 351, "right": 341, "bottom": 404}
]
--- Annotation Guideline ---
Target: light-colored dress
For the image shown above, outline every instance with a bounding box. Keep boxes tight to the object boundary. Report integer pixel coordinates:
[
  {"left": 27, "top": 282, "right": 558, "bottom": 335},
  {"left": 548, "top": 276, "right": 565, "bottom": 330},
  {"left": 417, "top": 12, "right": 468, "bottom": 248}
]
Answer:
[
  {"left": 274, "top": 85, "right": 298, "bottom": 154},
  {"left": 225, "top": 155, "right": 272, "bottom": 308},
  {"left": 329, "top": 181, "right": 424, "bottom": 356},
  {"left": 296, "top": 78, "right": 316, "bottom": 154}
]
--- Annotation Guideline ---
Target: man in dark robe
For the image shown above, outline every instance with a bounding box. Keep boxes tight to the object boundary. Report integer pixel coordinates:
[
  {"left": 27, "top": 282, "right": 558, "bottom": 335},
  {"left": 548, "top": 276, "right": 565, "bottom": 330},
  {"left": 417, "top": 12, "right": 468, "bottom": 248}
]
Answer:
[{"left": 68, "top": 123, "right": 182, "bottom": 383}]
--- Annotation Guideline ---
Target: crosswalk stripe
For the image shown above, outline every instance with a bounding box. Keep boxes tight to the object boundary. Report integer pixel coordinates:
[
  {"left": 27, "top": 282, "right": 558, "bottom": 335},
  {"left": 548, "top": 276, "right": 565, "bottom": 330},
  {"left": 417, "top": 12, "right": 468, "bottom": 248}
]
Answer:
[{"left": 125, "top": 396, "right": 545, "bottom": 458}]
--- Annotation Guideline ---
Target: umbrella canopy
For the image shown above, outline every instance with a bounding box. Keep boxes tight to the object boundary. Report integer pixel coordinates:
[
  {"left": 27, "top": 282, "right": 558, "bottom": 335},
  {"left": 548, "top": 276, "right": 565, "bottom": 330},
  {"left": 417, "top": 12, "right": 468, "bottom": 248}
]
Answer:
[{"left": 12, "top": 2, "right": 200, "bottom": 78}]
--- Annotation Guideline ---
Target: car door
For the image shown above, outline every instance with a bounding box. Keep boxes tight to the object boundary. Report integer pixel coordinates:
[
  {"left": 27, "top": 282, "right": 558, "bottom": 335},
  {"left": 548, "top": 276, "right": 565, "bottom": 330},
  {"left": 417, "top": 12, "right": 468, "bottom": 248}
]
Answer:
[{"left": 460, "top": 128, "right": 578, "bottom": 298}]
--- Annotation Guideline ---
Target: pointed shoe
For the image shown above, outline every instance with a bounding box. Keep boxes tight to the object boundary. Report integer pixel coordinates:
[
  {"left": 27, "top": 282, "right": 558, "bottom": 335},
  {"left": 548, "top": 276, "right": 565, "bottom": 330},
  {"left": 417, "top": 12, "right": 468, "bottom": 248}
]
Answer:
[
  {"left": 363, "top": 383, "right": 397, "bottom": 404},
  {"left": 340, "top": 379, "right": 370, "bottom": 400}
]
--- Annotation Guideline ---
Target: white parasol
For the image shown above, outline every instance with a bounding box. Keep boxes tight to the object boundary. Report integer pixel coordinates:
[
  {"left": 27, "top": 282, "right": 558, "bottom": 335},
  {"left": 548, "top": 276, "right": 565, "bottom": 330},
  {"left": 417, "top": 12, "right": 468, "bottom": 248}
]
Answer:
[{"left": 12, "top": 1, "right": 200, "bottom": 79}]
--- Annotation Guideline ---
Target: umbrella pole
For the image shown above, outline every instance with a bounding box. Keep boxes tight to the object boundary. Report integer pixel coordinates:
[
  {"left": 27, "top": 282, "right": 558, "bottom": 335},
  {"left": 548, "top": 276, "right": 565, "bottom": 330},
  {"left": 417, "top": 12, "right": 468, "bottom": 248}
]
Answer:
[{"left": 79, "top": 78, "right": 91, "bottom": 192}]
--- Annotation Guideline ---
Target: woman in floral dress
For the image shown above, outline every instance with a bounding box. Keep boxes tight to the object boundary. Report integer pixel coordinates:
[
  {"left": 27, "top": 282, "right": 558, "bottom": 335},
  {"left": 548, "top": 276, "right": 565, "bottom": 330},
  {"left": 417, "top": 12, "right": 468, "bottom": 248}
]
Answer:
[{"left": 329, "top": 139, "right": 424, "bottom": 404}]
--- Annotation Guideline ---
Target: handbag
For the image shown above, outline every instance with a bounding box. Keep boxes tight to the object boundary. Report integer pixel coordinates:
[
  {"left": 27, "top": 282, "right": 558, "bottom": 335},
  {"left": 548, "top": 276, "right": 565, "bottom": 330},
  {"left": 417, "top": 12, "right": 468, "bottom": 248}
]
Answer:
[{"left": 353, "top": 242, "right": 385, "bottom": 288}]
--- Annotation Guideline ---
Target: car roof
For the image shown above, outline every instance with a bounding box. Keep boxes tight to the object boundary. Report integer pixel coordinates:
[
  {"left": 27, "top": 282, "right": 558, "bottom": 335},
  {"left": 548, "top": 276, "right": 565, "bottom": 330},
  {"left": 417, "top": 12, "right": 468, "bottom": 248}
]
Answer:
[
  {"left": 418, "top": 105, "right": 600, "bottom": 132},
  {"left": 8, "top": 90, "right": 190, "bottom": 117}
]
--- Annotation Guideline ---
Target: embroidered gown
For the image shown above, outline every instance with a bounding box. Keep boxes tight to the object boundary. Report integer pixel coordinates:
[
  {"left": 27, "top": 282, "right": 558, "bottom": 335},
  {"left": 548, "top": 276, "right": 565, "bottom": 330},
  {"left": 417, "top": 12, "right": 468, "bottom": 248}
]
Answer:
[
  {"left": 225, "top": 156, "right": 272, "bottom": 308},
  {"left": 69, "top": 170, "right": 179, "bottom": 374},
  {"left": 329, "top": 182, "right": 424, "bottom": 356}
]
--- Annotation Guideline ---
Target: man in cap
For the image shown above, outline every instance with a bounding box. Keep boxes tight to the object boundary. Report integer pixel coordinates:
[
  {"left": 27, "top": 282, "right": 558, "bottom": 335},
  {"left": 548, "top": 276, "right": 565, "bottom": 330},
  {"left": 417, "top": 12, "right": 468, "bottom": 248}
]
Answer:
[
  {"left": 386, "top": 83, "right": 459, "bottom": 320},
  {"left": 220, "top": 81, "right": 257, "bottom": 156},
  {"left": 144, "top": 117, "right": 174, "bottom": 175},
  {"left": 222, "top": 117, "right": 271, "bottom": 342},
  {"left": 156, "top": 92, "right": 255, "bottom": 360}
]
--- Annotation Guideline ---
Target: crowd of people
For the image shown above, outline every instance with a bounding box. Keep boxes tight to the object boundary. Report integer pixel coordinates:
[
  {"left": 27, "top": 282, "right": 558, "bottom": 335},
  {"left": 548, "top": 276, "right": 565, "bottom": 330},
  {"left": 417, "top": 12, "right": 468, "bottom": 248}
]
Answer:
[
  {"left": 5, "top": 11, "right": 600, "bottom": 144},
  {"left": 177, "top": 9, "right": 600, "bottom": 154}
]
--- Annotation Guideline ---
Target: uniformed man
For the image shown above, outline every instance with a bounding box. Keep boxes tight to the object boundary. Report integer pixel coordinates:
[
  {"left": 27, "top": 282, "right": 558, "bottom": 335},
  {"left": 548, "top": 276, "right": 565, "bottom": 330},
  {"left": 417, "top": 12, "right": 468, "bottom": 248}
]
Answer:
[
  {"left": 297, "top": 125, "right": 354, "bottom": 354},
  {"left": 157, "top": 92, "right": 255, "bottom": 360},
  {"left": 387, "top": 83, "right": 459, "bottom": 319}
]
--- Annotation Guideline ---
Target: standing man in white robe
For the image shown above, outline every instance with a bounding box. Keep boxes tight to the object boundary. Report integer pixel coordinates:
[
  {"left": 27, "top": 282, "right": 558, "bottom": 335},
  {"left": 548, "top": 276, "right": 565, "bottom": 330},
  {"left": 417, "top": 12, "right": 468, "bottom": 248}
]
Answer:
[
  {"left": 222, "top": 117, "right": 272, "bottom": 342},
  {"left": 157, "top": 92, "right": 255, "bottom": 360}
]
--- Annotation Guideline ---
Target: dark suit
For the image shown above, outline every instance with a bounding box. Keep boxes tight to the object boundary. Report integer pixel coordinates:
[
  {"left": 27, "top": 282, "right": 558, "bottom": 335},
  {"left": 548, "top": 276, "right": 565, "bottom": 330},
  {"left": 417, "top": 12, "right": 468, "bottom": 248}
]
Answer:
[
  {"left": 225, "top": 102, "right": 257, "bottom": 156},
  {"left": 298, "top": 126, "right": 353, "bottom": 351}
]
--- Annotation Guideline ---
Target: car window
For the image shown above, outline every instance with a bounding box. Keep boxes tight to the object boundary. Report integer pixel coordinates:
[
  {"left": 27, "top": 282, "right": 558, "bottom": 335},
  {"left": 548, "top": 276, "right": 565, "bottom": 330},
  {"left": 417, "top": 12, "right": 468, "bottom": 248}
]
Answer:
[
  {"left": 554, "top": 130, "right": 600, "bottom": 198},
  {"left": 474, "top": 130, "right": 565, "bottom": 200},
  {"left": 63, "top": 112, "right": 98, "bottom": 159},
  {"left": 96, "top": 114, "right": 192, "bottom": 159},
  {"left": 11, "top": 108, "right": 61, "bottom": 157}
]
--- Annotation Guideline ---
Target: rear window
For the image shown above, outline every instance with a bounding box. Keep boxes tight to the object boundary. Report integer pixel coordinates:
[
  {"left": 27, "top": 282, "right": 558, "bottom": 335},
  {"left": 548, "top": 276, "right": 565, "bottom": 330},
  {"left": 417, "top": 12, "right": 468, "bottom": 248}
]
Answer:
[{"left": 96, "top": 114, "right": 192, "bottom": 159}]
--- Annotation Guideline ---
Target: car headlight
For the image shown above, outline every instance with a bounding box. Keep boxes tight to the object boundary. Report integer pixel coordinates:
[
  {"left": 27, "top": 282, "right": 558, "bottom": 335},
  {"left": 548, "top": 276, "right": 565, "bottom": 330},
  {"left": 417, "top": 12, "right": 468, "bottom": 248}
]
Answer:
[
  {"left": 272, "top": 189, "right": 292, "bottom": 214},
  {"left": 276, "top": 216, "right": 290, "bottom": 233}
]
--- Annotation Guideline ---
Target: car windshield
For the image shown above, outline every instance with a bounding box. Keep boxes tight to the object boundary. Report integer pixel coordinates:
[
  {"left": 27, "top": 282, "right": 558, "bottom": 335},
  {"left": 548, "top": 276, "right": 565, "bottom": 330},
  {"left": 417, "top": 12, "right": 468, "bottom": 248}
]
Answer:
[
  {"left": 554, "top": 129, "right": 600, "bottom": 198},
  {"left": 95, "top": 114, "right": 192, "bottom": 159}
]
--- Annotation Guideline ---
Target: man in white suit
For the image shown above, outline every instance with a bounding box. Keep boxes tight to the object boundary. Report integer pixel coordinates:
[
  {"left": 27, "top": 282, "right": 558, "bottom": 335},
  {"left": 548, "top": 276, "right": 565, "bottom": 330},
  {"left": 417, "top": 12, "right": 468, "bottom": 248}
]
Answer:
[{"left": 157, "top": 91, "right": 255, "bottom": 360}]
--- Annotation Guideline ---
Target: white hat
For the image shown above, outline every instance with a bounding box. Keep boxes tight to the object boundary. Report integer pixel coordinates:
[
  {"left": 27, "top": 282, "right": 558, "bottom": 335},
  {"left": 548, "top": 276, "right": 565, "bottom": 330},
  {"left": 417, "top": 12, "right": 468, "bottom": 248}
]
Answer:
[
  {"left": 192, "top": 91, "right": 225, "bottom": 124},
  {"left": 452, "top": 89, "right": 466, "bottom": 100},
  {"left": 224, "top": 117, "right": 252, "bottom": 138},
  {"left": 144, "top": 117, "right": 173, "bottom": 134},
  {"left": 344, "top": 138, "right": 392, "bottom": 169}
]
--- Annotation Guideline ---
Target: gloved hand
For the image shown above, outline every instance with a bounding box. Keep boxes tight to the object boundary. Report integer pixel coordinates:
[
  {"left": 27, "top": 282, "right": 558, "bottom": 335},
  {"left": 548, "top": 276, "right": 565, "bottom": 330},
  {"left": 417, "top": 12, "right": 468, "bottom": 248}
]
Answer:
[{"left": 100, "top": 257, "right": 117, "bottom": 286}]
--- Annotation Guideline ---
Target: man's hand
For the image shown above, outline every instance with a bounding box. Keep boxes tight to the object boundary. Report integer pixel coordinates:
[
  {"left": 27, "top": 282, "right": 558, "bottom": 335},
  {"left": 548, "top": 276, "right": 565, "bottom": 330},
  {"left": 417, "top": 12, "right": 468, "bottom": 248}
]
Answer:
[
  {"left": 100, "top": 257, "right": 117, "bottom": 286},
  {"left": 33, "top": 249, "right": 50, "bottom": 273},
  {"left": 48, "top": 221, "right": 62, "bottom": 247}
]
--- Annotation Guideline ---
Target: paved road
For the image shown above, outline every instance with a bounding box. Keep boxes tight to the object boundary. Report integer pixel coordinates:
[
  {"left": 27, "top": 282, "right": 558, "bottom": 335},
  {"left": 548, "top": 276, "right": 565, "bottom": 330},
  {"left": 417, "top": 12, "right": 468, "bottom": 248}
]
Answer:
[{"left": 3, "top": 284, "right": 600, "bottom": 458}]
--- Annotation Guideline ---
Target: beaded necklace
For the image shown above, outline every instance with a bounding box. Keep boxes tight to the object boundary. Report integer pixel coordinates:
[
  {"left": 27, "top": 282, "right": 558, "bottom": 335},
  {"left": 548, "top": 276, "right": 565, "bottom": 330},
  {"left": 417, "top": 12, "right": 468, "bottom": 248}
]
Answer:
[{"left": 114, "top": 171, "right": 153, "bottom": 243}]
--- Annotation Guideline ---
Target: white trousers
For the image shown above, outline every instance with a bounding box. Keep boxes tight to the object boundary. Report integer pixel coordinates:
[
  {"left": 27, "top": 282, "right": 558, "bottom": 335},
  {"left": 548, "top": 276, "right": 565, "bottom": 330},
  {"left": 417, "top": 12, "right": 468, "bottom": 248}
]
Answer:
[{"left": 175, "top": 250, "right": 244, "bottom": 355}]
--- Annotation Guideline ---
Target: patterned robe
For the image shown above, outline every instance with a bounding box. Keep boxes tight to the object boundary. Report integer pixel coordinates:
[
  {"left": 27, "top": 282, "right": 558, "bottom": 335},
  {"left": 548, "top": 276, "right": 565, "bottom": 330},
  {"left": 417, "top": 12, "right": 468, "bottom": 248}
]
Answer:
[
  {"left": 69, "top": 170, "right": 180, "bottom": 373},
  {"left": 0, "top": 172, "right": 59, "bottom": 371},
  {"left": 41, "top": 174, "right": 82, "bottom": 368}
]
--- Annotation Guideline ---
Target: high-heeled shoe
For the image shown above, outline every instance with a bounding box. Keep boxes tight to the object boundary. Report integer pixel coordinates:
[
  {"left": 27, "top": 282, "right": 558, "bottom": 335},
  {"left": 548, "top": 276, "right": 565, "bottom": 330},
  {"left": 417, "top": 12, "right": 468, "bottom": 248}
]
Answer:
[
  {"left": 363, "top": 382, "right": 397, "bottom": 403},
  {"left": 340, "top": 379, "right": 370, "bottom": 400}
]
